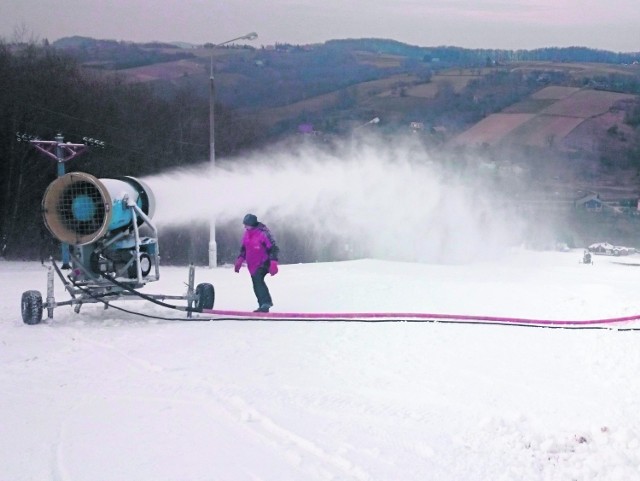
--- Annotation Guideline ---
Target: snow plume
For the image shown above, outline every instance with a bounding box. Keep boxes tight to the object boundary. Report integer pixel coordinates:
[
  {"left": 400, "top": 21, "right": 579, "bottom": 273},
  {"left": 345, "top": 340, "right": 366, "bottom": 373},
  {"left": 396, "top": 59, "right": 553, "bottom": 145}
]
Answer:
[{"left": 142, "top": 136, "right": 524, "bottom": 263}]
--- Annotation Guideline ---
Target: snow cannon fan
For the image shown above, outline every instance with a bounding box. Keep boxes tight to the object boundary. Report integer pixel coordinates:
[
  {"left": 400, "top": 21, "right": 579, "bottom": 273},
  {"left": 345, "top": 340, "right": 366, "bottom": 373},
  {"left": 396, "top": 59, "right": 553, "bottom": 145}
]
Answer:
[{"left": 42, "top": 171, "right": 158, "bottom": 284}]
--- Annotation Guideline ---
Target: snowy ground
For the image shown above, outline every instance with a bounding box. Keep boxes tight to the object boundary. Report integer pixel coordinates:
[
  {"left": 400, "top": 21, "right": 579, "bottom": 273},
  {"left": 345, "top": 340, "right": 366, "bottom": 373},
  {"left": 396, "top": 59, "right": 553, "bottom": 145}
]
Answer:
[{"left": 2, "top": 249, "right": 640, "bottom": 480}]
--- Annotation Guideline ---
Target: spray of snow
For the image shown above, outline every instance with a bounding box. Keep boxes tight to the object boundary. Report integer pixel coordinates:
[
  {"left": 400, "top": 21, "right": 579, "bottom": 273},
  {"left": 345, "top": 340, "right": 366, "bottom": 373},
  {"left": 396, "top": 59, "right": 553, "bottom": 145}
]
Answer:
[{"left": 142, "top": 136, "right": 525, "bottom": 263}]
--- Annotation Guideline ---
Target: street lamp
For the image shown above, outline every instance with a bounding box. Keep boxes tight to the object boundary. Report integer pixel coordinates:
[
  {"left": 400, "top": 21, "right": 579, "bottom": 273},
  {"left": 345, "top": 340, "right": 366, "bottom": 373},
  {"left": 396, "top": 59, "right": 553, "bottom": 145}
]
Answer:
[
  {"left": 208, "top": 32, "right": 257, "bottom": 267},
  {"left": 354, "top": 117, "right": 380, "bottom": 131}
]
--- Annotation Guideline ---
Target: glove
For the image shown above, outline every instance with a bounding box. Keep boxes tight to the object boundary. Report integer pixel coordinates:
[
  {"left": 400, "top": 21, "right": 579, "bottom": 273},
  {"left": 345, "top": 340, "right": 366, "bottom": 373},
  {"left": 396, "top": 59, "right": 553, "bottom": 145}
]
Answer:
[
  {"left": 269, "top": 260, "right": 279, "bottom": 276},
  {"left": 234, "top": 257, "right": 244, "bottom": 273}
]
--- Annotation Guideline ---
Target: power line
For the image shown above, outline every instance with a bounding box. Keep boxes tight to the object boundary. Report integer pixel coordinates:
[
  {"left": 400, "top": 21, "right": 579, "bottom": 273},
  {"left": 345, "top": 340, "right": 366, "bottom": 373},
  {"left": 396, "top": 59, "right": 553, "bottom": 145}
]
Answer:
[{"left": 13, "top": 100, "right": 210, "bottom": 159}]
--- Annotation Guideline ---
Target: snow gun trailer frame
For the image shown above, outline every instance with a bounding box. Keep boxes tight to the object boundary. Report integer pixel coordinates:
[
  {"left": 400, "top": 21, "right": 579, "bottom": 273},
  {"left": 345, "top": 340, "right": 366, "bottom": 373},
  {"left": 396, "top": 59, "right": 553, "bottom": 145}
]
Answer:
[{"left": 20, "top": 172, "right": 215, "bottom": 325}]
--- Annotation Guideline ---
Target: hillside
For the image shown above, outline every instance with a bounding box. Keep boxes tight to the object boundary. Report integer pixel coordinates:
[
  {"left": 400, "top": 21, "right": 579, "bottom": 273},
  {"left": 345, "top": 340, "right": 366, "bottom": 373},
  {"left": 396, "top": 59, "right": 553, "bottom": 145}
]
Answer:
[
  {"left": 49, "top": 37, "right": 640, "bottom": 179},
  {"left": 451, "top": 86, "right": 638, "bottom": 150}
]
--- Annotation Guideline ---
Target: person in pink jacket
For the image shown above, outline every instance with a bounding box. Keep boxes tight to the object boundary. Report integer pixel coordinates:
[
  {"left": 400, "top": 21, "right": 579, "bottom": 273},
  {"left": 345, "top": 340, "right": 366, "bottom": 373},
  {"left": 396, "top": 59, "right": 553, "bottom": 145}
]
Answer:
[{"left": 234, "top": 213, "right": 280, "bottom": 312}]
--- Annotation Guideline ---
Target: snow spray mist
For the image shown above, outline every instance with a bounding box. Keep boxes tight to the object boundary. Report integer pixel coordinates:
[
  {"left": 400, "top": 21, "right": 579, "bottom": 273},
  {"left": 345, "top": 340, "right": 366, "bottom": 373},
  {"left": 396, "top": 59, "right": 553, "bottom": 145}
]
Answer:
[{"left": 141, "top": 135, "right": 524, "bottom": 263}]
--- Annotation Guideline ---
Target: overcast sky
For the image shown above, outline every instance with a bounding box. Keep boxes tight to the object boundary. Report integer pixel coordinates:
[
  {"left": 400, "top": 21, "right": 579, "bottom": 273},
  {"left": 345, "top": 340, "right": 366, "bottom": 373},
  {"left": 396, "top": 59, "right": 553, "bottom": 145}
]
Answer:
[{"left": 1, "top": 0, "right": 638, "bottom": 52}]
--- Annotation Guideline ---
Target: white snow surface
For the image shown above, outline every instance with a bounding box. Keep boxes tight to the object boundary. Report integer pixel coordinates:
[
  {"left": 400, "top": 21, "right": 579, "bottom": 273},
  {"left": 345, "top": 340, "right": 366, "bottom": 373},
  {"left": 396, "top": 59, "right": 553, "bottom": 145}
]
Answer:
[{"left": 3, "top": 249, "right": 640, "bottom": 480}]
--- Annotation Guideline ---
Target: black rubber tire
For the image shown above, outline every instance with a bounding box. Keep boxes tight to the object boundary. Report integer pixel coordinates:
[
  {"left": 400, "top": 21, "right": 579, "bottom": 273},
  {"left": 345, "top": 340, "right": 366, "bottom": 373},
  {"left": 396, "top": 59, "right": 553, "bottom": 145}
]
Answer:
[
  {"left": 21, "top": 290, "right": 43, "bottom": 325},
  {"left": 195, "top": 283, "right": 215, "bottom": 311}
]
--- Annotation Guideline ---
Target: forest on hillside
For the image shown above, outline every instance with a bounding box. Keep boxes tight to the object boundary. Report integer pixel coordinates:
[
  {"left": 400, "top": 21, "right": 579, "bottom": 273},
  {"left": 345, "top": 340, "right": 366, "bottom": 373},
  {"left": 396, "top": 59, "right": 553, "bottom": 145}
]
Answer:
[
  {"left": 53, "top": 36, "right": 640, "bottom": 72},
  {"left": 0, "top": 42, "right": 263, "bottom": 261},
  {"left": 52, "top": 37, "right": 640, "bottom": 109}
]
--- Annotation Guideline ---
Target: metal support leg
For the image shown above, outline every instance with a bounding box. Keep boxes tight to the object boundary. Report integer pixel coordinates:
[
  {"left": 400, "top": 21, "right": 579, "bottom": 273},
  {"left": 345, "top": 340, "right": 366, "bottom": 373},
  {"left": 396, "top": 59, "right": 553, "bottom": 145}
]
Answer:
[
  {"left": 187, "top": 264, "right": 195, "bottom": 318},
  {"left": 46, "top": 266, "right": 55, "bottom": 319}
]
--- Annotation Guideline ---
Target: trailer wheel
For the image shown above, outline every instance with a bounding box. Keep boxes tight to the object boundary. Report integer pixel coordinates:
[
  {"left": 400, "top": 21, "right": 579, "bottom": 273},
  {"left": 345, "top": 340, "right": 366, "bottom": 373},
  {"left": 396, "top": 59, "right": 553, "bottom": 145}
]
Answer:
[
  {"left": 21, "top": 290, "right": 43, "bottom": 325},
  {"left": 195, "top": 283, "right": 215, "bottom": 311}
]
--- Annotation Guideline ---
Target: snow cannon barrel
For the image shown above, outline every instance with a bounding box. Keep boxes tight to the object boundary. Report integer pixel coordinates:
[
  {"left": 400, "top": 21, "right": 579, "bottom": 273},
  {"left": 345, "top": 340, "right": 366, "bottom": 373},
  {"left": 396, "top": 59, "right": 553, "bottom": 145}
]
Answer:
[{"left": 42, "top": 172, "right": 155, "bottom": 246}]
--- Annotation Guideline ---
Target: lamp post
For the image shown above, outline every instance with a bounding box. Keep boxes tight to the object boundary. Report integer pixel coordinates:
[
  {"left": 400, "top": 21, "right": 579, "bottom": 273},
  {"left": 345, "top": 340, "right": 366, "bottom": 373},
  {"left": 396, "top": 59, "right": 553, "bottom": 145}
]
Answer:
[
  {"left": 208, "top": 32, "right": 257, "bottom": 267},
  {"left": 353, "top": 117, "right": 380, "bottom": 132},
  {"left": 360, "top": 117, "right": 380, "bottom": 128}
]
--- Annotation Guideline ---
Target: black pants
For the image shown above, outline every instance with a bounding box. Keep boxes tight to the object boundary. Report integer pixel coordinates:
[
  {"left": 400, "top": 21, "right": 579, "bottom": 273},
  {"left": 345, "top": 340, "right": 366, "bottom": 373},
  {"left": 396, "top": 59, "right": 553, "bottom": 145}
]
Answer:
[{"left": 251, "top": 265, "right": 273, "bottom": 307}]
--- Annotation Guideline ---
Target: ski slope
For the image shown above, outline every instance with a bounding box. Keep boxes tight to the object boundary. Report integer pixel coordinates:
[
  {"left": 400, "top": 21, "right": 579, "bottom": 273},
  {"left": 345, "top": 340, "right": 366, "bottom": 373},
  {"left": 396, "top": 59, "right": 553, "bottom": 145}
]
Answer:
[{"left": 2, "top": 248, "right": 640, "bottom": 480}]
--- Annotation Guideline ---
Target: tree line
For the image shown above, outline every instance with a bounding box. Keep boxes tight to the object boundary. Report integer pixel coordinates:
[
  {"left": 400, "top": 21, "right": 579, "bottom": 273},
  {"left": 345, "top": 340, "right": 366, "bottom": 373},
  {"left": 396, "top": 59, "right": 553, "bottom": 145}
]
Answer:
[
  {"left": 52, "top": 36, "right": 196, "bottom": 70},
  {"left": 324, "top": 39, "right": 640, "bottom": 66}
]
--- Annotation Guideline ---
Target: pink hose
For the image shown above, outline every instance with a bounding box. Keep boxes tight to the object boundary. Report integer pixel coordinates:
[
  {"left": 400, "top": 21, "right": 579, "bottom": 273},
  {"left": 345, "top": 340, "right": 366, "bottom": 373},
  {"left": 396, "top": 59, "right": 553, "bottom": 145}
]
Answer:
[{"left": 202, "top": 309, "right": 640, "bottom": 326}]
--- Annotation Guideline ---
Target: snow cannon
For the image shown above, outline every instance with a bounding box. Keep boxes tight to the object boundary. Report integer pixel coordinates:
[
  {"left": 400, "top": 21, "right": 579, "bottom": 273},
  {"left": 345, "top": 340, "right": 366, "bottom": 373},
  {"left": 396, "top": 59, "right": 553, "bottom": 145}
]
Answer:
[
  {"left": 43, "top": 171, "right": 155, "bottom": 246},
  {"left": 42, "top": 172, "right": 158, "bottom": 282},
  {"left": 21, "top": 171, "right": 215, "bottom": 325}
]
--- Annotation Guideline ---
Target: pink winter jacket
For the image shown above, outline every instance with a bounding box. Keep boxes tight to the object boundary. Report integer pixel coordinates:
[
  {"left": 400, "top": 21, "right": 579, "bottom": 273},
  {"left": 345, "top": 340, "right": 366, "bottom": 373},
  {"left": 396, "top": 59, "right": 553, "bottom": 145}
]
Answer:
[{"left": 237, "top": 223, "right": 279, "bottom": 275}]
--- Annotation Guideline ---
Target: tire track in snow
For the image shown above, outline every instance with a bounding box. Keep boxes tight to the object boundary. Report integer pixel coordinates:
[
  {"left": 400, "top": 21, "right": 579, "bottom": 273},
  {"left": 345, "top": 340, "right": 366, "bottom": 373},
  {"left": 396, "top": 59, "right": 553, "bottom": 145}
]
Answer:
[
  {"left": 223, "top": 394, "right": 375, "bottom": 481},
  {"left": 65, "top": 329, "right": 375, "bottom": 481},
  {"left": 51, "top": 394, "right": 90, "bottom": 481}
]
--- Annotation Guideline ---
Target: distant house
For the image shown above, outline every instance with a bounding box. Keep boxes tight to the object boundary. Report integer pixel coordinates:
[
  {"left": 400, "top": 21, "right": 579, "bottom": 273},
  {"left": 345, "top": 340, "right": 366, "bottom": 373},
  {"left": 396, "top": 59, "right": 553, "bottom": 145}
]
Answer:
[
  {"left": 573, "top": 193, "right": 631, "bottom": 214},
  {"left": 575, "top": 193, "right": 603, "bottom": 212},
  {"left": 588, "top": 242, "right": 635, "bottom": 256},
  {"left": 297, "top": 123, "right": 317, "bottom": 135},
  {"left": 537, "top": 74, "right": 551, "bottom": 84},
  {"left": 410, "top": 122, "right": 424, "bottom": 132}
]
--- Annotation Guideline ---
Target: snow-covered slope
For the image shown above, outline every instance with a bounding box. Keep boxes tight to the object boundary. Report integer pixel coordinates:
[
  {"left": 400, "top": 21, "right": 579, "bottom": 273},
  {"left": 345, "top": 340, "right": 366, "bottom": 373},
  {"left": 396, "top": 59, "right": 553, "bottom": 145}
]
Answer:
[{"left": 2, "top": 249, "right": 640, "bottom": 480}]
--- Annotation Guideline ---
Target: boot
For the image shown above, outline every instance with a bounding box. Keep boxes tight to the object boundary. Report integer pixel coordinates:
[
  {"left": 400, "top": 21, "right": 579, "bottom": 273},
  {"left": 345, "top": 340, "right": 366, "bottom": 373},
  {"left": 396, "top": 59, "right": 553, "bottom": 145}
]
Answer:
[{"left": 254, "top": 304, "right": 271, "bottom": 313}]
